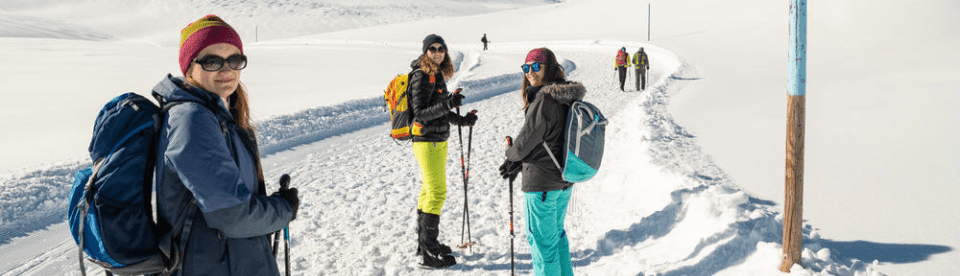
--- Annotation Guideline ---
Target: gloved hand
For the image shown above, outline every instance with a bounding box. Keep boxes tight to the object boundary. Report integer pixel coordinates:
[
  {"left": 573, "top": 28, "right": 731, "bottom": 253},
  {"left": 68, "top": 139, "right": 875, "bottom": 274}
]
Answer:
[
  {"left": 499, "top": 160, "right": 522, "bottom": 182},
  {"left": 445, "top": 93, "right": 465, "bottom": 109},
  {"left": 446, "top": 112, "right": 478, "bottom": 126},
  {"left": 462, "top": 112, "right": 478, "bottom": 126},
  {"left": 273, "top": 188, "right": 300, "bottom": 221}
]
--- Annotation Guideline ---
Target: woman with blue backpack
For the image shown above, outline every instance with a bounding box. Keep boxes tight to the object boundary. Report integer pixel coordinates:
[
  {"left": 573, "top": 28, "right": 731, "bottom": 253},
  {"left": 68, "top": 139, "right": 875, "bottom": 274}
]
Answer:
[
  {"left": 407, "top": 33, "right": 478, "bottom": 269},
  {"left": 153, "top": 15, "right": 299, "bottom": 275},
  {"left": 500, "top": 47, "right": 585, "bottom": 276}
]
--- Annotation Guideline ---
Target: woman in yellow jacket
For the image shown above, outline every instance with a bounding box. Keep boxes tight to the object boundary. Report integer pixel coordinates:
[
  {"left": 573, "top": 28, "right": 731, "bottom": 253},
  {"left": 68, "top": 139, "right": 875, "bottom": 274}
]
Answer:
[{"left": 408, "top": 34, "right": 478, "bottom": 268}]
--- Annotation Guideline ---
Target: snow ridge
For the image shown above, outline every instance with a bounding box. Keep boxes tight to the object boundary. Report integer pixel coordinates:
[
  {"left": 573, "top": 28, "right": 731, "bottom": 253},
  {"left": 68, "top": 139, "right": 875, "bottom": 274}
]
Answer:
[{"left": 0, "top": 160, "right": 86, "bottom": 244}]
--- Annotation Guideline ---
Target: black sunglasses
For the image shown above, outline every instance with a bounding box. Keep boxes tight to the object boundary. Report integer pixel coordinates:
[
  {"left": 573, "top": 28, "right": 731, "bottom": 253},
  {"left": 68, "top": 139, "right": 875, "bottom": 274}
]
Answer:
[
  {"left": 428, "top": 46, "right": 446, "bottom": 53},
  {"left": 521, "top": 62, "right": 541, "bottom": 73},
  {"left": 194, "top": 54, "right": 247, "bottom": 72}
]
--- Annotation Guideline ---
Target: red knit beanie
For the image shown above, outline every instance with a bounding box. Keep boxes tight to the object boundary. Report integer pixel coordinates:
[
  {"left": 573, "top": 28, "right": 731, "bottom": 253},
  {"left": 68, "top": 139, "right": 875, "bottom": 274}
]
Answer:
[
  {"left": 179, "top": 15, "right": 243, "bottom": 75},
  {"left": 525, "top": 48, "right": 547, "bottom": 64}
]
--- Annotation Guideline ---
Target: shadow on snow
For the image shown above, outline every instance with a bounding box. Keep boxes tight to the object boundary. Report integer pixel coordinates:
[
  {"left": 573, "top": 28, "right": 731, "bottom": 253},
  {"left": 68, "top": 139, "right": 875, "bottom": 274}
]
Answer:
[{"left": 819, "top": 240, "right": 952, "bottom": 264}]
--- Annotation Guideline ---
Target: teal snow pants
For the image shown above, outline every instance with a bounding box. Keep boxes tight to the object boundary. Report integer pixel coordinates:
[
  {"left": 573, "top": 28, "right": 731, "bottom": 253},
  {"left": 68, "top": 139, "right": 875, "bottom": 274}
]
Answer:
[{"left": 524, "top": 187, "right": 574, "bottom": 276}]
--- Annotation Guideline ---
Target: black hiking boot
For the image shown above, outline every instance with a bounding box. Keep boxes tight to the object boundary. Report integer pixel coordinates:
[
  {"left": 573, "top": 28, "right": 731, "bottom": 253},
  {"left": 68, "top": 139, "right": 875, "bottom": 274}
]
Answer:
[
  {"left": 416, "top": 210, "right": 451, "bottom": 256},
  {"left": 417, "top": 212, "right": 456, "bottom": 268},
  {"left": 419, "top": 250, "right": 457, "bottom": 269}
]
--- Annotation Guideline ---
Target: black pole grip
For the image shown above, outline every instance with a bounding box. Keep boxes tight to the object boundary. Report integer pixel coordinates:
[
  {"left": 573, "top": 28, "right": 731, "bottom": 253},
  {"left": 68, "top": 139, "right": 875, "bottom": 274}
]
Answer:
[{"left": 279, "top": 174, "right": 291, "bottom": 190}]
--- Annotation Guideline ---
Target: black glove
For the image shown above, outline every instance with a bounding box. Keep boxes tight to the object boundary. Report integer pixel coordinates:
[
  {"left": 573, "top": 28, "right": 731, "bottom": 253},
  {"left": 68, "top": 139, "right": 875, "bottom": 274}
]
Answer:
[
  {"left": 446, "top": 112, "right": 478, "bottom": 126},
  {"left": 273, "top": 188, "right": 300, "bottom": 221},
  {"left": 445, "top": 93, "right": 465, "bottom": 109},
  {"left": 462, "top": 112, "right": 478, "bottom": 126},
  {"left": 499, "top": 160, "right": 522, "bottom": 182}
]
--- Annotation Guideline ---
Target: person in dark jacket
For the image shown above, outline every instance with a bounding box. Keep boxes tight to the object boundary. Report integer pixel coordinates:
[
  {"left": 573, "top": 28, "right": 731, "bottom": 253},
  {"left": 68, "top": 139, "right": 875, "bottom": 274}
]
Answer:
[
  {"left": 408, "top": 33, "right": 478, "bottom": 269},
  {"left": 481, "top": 33, "right": 489, "bottom": 51},
  {"left": 500, "top": 48, "right": 582, "bottom": 276},
  {"left": 154, "top": 15, "right": 299, "bottom": 276},
  {"left": 632, "top": 47, "right": 650, "bottom": 90}
]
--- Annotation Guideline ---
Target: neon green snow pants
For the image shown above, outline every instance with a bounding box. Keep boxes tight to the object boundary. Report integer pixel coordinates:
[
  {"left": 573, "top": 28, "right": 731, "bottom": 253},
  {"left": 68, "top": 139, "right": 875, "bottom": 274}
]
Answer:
[{"left": 414, "top": 141, "right": 448, "bottom": 215}]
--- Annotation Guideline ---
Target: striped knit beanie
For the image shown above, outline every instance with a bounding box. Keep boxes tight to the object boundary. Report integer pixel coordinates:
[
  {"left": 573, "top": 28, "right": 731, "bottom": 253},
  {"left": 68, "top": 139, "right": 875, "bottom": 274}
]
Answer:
[{"left": 179, "top": 15, "right": 243, "bottom": 75}]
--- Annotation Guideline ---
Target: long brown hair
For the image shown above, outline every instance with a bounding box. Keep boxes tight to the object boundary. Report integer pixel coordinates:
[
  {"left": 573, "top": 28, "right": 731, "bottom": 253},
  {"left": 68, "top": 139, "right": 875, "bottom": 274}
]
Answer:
[
  {"left": 521, "top": 48, "right": 566, "bottom": 110},
  {"left": 418, "top": 52, "right": 455, "bottom": 80}
]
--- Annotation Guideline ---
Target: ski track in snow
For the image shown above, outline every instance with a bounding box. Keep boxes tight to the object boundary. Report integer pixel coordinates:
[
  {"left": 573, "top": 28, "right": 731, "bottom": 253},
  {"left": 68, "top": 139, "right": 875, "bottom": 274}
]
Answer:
[{"left": 0, "top": 41, "right": 880, "bottom": 275}]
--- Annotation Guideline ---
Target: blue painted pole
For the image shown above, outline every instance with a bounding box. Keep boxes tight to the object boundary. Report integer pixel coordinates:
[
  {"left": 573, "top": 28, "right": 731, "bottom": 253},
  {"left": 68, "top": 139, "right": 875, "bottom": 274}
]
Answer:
[
  {"left": 788, "top": 0, "right": 807, "bottom": 97},
  {"left": 781, "top": 0, "right": 806, "bottom": 272}
]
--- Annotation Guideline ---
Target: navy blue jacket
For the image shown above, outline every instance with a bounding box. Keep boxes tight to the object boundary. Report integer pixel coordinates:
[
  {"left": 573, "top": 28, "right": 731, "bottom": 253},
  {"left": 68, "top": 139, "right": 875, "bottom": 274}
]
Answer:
[{"left": 153, "top": 75, "right": 291, "bottom": 276}]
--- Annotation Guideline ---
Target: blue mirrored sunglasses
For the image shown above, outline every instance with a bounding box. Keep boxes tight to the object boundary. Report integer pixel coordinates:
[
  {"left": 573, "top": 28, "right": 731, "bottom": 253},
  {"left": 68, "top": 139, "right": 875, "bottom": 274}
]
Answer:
[{"left": 521, "top": 62, "right": 541, "bottom": 73}]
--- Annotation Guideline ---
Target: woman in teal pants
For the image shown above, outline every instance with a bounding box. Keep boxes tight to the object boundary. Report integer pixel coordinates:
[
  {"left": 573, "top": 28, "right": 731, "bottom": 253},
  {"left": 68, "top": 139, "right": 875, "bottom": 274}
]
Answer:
[{"left": 501, "top": 47, "right": 585, "bottom": 276}]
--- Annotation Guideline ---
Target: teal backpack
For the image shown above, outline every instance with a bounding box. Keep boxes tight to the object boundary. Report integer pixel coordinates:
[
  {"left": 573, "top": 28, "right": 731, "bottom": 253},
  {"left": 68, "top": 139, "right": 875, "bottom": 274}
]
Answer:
[{"left": 543, "top": 100, "right": 607, "bottom": 183}]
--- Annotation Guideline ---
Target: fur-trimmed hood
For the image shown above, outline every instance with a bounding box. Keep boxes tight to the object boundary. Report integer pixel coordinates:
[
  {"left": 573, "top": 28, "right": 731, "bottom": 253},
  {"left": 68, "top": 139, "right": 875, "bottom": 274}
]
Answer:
[{"left": 540, "top": 81, "right": 586, "bottom": 105}]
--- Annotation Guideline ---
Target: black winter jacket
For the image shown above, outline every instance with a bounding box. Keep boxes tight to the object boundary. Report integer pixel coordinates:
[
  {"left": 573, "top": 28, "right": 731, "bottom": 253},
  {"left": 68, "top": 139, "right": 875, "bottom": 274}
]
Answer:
[
  {"left": 506, "top": 81, "right": 586, "bottom": 192},
  {"left": 408, "top": 60, "right": 454, "bottom": 142}
]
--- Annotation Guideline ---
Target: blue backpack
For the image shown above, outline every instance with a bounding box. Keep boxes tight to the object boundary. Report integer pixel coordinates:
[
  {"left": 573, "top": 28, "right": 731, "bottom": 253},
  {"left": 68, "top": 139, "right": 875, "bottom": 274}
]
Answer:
[
  {"left": 68, "top": 93, "right": 198, "bottom": 276},
  {"left": 543, "top": 100, "right": 607, "bottom": 183}
]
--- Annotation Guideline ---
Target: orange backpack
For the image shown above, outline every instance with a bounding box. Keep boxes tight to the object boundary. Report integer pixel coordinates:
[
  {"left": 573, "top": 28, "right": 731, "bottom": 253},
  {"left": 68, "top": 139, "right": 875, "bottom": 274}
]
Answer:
[{"left": 384, "top": 69, "right": 434, "bottom": 141}]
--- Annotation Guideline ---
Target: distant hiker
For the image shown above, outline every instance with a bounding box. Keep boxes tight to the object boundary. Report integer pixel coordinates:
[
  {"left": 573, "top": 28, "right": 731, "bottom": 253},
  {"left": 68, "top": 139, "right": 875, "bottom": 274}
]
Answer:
[
  {"left": 501, "top": 47, "right": 582, "bottom": 276},
  {"left": 633, "top": 47, "right": 650, "bottom": 90},
  {"left": 615, "top": 47, "right": 630, "bottom": 91},
  {"left": 481, "top": 33, "right": 489, "bottom": 51},
  {"left": 155, "top": 15, "right": 299, "bottom": 276},
  {"left": 409, "top": 34, "right": 478, "bottom": 269}
]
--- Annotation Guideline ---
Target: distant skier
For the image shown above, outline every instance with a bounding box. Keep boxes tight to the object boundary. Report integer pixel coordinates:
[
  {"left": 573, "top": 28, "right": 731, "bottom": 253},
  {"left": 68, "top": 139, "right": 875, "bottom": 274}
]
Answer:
[
  {"left": 408, "top": 34, "right": 478, "bottom": 269},
  {"left": 615, "top": 47, "right": 630, "bottom": 91},
  {"left": 632, "top": 47, "right": 650, "bottom": 90},
  {"left": 501, "top": 47, "right": 583, "bottom": 276},
  {"left": 481, "top": 33, "right": 489, "bottom": 51}
]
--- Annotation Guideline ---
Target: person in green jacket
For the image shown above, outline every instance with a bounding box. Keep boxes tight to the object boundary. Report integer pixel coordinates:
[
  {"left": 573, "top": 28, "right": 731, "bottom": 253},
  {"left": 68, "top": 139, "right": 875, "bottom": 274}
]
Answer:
[
  {"left": 408, "top": 34, "right": 478, "bottom": 269},
  {"left": 633, "top": 47, "right": 650, "bottom": 90}
]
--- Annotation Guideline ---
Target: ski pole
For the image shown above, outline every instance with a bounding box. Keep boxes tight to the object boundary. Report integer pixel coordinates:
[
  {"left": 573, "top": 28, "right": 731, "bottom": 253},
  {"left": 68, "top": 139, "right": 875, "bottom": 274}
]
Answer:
[
  {"left": 453, "top": 88, "right": 467, "bottom": 244},
  {"left": 505, "top": 136, "right": 515, "bottom": 276},
  {"left": 280, "top": 174, "right": 292, "bottom": 276},
  {"left": 462, "top": 109, "right": 478, "bottom": 251},
  {"left": 452, "top": 88, "right": 469, "bottom": 249}
]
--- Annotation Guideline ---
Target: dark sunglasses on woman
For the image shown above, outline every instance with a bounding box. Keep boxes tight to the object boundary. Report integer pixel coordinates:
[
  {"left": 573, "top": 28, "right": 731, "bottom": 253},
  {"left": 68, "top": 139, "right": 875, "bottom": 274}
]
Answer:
[
  {"left": 194, "top": 54, "right": 247, "bottom": 71},
  {"left": 428, "top": 46, "right": 446, "bottom": 53},
  {"left": 521, "top": 62, "right": 541, "bottom": 73}
]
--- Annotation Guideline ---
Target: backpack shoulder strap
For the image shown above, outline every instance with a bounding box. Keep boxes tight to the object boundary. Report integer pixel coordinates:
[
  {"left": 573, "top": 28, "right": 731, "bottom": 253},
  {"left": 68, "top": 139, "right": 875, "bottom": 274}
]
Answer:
[{"left": 543, "top": 142, "right": 562, "bottom": 171}]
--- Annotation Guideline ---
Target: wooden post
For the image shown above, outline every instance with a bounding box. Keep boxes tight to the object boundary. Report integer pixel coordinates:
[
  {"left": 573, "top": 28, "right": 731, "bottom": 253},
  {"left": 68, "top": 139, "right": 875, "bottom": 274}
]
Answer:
[{"left": 781, "top": 0, "right": 806, "bottom": 272}]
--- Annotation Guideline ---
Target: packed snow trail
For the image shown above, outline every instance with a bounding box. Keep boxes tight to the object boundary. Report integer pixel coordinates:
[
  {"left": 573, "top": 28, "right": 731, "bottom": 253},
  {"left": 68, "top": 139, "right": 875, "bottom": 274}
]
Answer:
[{"left": 256, "top": 45, "right": 645, "bottom": 275}]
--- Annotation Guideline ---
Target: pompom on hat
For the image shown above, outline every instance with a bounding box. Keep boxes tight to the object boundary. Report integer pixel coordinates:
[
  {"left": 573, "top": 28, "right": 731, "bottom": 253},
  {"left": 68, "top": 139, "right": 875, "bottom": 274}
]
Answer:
[
  {"left": 179, "top": 15, "right": 243, "bottom": 75},
  {"left": 525, "top": 48, "right": 547, "bottom": 64}
]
